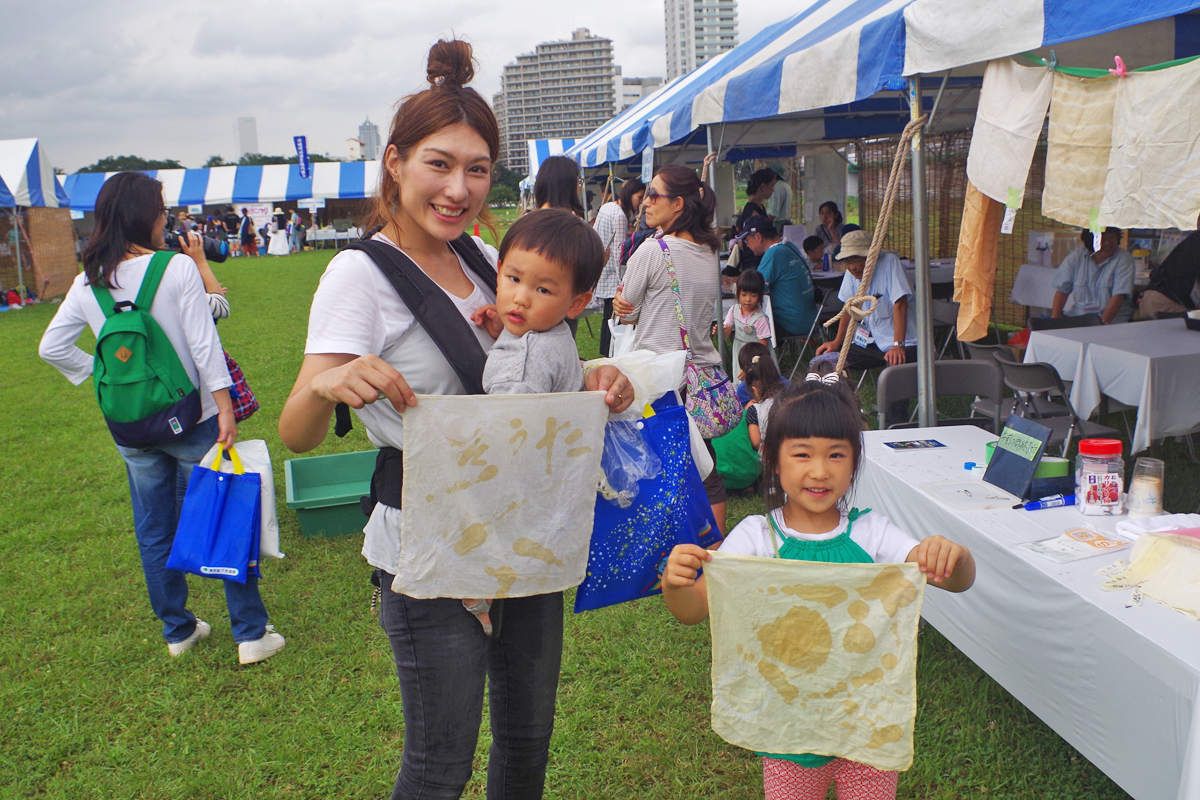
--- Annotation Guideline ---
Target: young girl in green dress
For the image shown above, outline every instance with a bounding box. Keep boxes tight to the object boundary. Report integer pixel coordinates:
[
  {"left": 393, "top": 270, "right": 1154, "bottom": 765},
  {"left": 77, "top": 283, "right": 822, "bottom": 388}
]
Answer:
[{"left": 662, "top": 371, "right": 976, "bottom": 800}]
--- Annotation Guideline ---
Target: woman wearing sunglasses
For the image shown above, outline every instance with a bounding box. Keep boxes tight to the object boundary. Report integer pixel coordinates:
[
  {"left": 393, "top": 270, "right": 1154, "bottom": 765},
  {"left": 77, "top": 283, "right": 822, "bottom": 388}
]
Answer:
[{"left": 611, "top": 165, "right": 730, "bottom": 534}]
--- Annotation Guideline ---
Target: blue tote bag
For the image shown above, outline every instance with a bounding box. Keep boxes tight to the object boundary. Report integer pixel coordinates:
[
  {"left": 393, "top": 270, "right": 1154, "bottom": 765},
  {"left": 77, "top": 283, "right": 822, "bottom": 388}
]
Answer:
[
  {"left": 575, "top": 394, "right": 721, "bottom": 613},
  {"left": 168, "top": 444, "right": 262, "bottom": 584}
]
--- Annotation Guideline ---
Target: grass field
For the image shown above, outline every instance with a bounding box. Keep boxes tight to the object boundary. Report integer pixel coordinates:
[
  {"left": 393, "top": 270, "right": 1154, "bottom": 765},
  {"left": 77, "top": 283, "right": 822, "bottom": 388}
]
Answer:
[{"left": 0, "top": 248, "right": 1153, "bottom": 799}]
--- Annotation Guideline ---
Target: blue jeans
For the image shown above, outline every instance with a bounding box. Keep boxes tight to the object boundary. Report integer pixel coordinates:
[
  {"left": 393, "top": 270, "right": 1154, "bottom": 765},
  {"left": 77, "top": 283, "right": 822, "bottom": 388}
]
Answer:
[
  {"left": 116, "top": 415, "right": 269, "bottom": 644},
  {"left": 378, "top": 574, "right": 562, "bottom": 800}
]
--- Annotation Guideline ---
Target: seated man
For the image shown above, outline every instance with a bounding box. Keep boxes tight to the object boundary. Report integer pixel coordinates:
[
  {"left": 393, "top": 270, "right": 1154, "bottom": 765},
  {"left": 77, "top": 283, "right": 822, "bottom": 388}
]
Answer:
[
  {"left": 734, "top": 215, "right": 817, "bottom": 337},
  {"left": 1051, "top": 227, "right": 1135, "bottom": 323},
  {"left": 1138, "top": 214, "right": 1200, "bottom": 318},
  {"left": 815, "top": 229, "right": 917, "bottom": 369}
]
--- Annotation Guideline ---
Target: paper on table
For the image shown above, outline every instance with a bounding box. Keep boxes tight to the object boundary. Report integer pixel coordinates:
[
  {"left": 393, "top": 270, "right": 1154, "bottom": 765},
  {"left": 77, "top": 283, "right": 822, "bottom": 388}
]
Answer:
[
  {"left": 705, "top": 553, "right": 926, "bottom": 771},
  {"left": 1017, "top": 528, "right": 1130, "bottom": 563}
]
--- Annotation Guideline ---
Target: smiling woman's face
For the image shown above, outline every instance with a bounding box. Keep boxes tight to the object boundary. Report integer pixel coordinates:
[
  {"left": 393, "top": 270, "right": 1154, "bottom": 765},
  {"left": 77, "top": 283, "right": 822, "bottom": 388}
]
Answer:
[{"left": 388, "top": 122, "right": 492, "bottom": 245}]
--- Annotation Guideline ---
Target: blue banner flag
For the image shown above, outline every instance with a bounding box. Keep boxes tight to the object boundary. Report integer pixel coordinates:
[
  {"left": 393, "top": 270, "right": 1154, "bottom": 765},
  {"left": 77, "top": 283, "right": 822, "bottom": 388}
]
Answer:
[{"left": 293, "top": 135, "right": 311, "bottom": 179}]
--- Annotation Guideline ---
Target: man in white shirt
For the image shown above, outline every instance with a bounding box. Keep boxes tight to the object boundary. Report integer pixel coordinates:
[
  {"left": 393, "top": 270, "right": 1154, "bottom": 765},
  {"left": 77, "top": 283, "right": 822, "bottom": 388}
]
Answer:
[
  {"left": 1051, "top": 228, "right": 1135, "bottom": 324},
  {"left": 766, "top": 164, "right": 793, "bottom": 227}
]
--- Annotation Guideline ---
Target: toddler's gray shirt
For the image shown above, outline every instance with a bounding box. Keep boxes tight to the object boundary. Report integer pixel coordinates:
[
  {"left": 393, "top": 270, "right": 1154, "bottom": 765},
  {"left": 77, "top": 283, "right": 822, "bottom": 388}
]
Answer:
[{"left": 482, "top": 322, "right": 584, "bottom": 395}]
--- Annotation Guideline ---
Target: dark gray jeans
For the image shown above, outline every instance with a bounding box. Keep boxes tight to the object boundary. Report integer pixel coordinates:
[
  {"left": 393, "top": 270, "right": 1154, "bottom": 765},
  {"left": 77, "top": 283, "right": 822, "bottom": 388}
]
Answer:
[{"left": 378, "top": 574, "right": 563, "bottom": 800}]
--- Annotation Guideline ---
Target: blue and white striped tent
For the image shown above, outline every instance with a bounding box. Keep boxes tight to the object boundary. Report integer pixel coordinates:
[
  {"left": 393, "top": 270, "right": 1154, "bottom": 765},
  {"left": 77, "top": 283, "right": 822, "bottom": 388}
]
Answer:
[
  {"left": 62, "top": 160, "right": 382, "bottom": 212},
  {"left": 0, "top": 139, "right": 70, "bottom": 208},
  {"left": 518, "top": 139, "right": 577, "bottom": 192},
  {"left": 570, "top": 1, "right": 1200, "bottom": 167}
]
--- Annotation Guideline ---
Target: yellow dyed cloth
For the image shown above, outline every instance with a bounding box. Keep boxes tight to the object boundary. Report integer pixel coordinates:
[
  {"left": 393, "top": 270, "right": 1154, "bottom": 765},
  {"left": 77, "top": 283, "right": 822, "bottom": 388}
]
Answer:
[
  {"left": 1103, "top": 531, "right": 1200, "bottom": 620},
  {"left": 1100, "top": 58, "right": 1200, "bottom": 231},
  {"left": 954, "top": 180, "right": 1004, "bottom": 342},
  {"left": 397, "top": 392, "right": 608, "bottom": 599},
  {"left": 705, "top": 553, "right": 926, "bottom": 772},
  {"left": 1042, "top": 73, "right": 1118, "bottom": 228}
]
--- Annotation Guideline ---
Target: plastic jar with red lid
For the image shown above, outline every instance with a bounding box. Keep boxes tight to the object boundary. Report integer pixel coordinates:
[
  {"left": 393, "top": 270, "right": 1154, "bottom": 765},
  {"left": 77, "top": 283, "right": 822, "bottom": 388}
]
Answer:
[{"left": 1076, "top": 438, "right": 1124, "bottom": 515}]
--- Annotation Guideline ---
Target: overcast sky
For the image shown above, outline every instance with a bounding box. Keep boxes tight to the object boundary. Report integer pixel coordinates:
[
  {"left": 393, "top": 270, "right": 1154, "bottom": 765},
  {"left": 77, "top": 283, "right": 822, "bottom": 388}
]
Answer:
[{"left": 4, "top": 0, "right": 800, "bottom": 173}]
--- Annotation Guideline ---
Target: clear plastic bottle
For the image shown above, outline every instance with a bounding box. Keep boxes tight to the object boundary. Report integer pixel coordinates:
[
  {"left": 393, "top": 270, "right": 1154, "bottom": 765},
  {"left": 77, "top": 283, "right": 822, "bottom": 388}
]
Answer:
[{"left": 1075, "top": 439, "right": 1125, "bottom": 516}]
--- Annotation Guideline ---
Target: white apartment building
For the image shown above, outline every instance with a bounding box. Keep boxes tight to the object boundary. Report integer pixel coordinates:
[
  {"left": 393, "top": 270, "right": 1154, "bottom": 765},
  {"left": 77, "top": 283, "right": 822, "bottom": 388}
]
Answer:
[
  {"left": 665, "top": 0, "right": 739, "bottom": 81},
  {"left": 619, "top": 76, "right": 664, "bottom": 113},
  {"left": 495, "top": 28, "right": 618, "bottom": 174}
]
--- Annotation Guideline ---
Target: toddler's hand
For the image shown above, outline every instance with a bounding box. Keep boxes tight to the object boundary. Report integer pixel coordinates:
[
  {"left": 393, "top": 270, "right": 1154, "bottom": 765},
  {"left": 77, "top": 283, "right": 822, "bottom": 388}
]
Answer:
[
  {"left": 911, "top": 535, "right": 969, "bottom": 584},
  {"left": 663, "top": 544, "right": 711, "bottom": 590},
  {"left": 471, "top": 304, "right": 503, "bottom": 339}
]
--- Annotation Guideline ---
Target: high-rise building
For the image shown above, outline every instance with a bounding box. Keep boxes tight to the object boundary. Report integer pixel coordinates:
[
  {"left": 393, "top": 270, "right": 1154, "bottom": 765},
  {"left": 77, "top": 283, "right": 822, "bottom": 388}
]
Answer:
[
  {"left": 495, "top": 28, "right": 618, "bottom": 174},
  {"left": 237, "top": 117, "right": 258, "bottom": 157},
  {"left": 664, "top": 0, "right": 739, "bottom": 81},
  {"left": 359, "top": 116, "right": 382, "bottom": 161},
  {"left": 619, "top": 77, "right": 664, "bottom": 113}
]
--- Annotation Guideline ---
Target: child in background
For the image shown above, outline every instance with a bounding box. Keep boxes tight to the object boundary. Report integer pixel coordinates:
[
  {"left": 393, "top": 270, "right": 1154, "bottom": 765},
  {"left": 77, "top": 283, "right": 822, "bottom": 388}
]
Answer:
[
  {"left": 735, "top": 342, "right": 785, "bottom": 406},
  {"left": 467, "top": 207, "right": 606, "bottom": 633},
  {"left": 803, "top": 235, "right": 828, "bottom": 271},
  {"left": 743, "top": 355, "right": 785, "bottom": 451},
  {"left": 723, "top": 269, "right": 772, "bottom": 371},
  {"left": 662, "top": 372, "right": 975, "bottom": 800}
]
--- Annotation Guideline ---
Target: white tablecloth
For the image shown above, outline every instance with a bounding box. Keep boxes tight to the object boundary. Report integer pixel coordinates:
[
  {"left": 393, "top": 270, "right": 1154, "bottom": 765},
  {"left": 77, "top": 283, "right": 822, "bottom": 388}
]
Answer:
[
  {"left": 1010, "top": 263, "right": 1059, "bottom": 308},
  {"left": 1024, "top": 319, "right": 1200, "bottom": 452},
  {"left": 857, "top": 426, "right": 1200, "bottom": 800}
]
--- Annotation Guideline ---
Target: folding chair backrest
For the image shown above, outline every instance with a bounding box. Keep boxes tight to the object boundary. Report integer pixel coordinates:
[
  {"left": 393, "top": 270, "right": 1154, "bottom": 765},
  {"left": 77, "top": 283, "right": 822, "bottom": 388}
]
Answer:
[
  {"left": 993, "top": 356, "right": 1070, "bottom": 402},
  {"left": 1028, "top": 313, "right": 1103, "bottom": 331},
  {"left": 761, "top": 294, "right": 779, "bottom": 349},
  {"left": 876, "top": 360, "right": 1004, "bottom": 430},
  {"left": 964, "top": 342, "right": 1015, "bottom": 363}
]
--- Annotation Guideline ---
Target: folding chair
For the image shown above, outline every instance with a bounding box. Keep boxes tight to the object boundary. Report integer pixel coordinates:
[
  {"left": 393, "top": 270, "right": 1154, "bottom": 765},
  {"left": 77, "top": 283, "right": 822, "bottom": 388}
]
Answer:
[
  {"left": 768, "top": 294, "right": 828, "bottom": 380},
  {"left": 876, "top": 360, "right": 1004, "bottom": 432},
  {"left": 965, "top": 342, "right": 1069, "bottom": 424},
  {"left": 993, "top": 355, "right": 1121, "bottom": 455},
  {"left": 931, "top": 300, "right": 963, "bottom": 360}
]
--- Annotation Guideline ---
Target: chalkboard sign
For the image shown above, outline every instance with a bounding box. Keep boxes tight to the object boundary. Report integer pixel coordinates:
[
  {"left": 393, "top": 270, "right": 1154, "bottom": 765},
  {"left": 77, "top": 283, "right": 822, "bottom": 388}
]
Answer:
[{"left": 983, "top": 415, "right": 1052, "bottom": 500}]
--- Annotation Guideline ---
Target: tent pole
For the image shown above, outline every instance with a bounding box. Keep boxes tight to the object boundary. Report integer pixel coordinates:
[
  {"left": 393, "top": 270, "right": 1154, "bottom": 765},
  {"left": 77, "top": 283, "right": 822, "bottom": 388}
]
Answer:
[
  {"left": 707, "top": 125, "right": 726, "bottom": 365},
  {"left": 13, "top": 208, "right": 24, "bottom": 301},
  {"left": 908, "top": 77, "right": 935, "bottom": 427}
]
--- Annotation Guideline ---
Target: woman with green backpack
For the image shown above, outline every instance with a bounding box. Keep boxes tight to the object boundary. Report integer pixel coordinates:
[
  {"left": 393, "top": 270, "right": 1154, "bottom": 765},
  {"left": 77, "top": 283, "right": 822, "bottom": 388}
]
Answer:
[{"left": 39, "top": 171, "right": 284, "bottom": 664}]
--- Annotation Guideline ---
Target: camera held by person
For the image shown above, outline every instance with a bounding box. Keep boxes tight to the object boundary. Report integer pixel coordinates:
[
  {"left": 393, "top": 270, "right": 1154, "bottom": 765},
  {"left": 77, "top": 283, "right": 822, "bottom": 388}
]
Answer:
[{"left": 163, "top": 215, "right": 227, "bottom": 263}]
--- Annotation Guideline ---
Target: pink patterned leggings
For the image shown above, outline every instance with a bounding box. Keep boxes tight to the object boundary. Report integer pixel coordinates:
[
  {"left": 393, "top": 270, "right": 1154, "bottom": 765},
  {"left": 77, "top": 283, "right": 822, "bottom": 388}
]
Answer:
[{"left": 762, "top": 756, "right": 898, "bottom": 800}]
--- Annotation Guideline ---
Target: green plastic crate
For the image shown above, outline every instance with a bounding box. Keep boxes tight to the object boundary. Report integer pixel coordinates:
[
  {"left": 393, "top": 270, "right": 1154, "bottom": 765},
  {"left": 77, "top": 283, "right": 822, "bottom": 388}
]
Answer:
[{"left": 284, "top": 450, "right": 377, "bottom": 538}]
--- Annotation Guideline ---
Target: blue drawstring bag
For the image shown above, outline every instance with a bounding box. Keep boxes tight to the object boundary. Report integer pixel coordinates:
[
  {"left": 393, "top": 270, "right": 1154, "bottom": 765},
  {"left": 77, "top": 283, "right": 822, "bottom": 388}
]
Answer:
[
  {"left": 575, "top": 394, "right": 721, "bottom": 613},
  {"left": 168, "top": 443, "right": 262, "bottom": 584}
]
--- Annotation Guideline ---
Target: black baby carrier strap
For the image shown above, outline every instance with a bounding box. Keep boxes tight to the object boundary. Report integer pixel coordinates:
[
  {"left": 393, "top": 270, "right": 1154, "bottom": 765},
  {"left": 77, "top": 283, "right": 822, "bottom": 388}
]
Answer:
[{"left": 337, "top": 234, "right": 496, "bottom": 514}]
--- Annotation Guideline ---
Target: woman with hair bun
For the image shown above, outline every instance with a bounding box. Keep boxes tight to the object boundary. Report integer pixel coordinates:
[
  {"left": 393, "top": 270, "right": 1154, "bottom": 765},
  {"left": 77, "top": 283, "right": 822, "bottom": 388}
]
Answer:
[
  {"left": 278, "top": 38, "right": 632, "bottom": 799},
  {"left": 611, "top": 164, "right": 733, "bottom": 534}
]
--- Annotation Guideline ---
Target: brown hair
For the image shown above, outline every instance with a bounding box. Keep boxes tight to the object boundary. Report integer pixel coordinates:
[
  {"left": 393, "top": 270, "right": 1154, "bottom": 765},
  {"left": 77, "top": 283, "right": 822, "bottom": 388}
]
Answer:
[
  {"left": 655, "top": 164, "right": 721, "bottom": 252},
  {"left": 363, "top": 39, "right": 499, "bottom": 241},
  {"left": 498, "top": 208, "right": 605, "bottom": 294}
]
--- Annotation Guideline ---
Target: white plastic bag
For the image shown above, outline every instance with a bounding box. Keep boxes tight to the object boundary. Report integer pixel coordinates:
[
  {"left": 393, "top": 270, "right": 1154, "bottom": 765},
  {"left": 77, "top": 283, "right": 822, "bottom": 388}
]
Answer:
[
  {"left": 200, "top": 439, "right": 283, "bottom": 559},
  {"left": 608, "top": 318, "right": 636, "bottom": 358},
  {"left": 584, "top": 349, "right": 686, "bottom": 422}
]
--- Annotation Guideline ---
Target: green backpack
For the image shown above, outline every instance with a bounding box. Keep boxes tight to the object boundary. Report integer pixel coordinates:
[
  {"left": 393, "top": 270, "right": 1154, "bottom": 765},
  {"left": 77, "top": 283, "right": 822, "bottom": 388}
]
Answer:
[{"left": 91, "top": 250, "right": 202, "bottom": 448}]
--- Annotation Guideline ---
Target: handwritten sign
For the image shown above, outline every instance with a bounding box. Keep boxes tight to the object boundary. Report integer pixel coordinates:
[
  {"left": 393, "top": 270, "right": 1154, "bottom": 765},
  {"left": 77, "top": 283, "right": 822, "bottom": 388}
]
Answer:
[{"left": 996, "top": 426, "right": 1042, "bottom": 461}]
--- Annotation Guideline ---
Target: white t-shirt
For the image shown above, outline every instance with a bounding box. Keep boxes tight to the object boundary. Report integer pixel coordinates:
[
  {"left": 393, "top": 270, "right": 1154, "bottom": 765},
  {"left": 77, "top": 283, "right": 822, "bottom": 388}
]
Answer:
[
  {"left": 304, "top": 232, "right": 499, "bottom": 573},
  {"left": 720, "top": 508, "right": 919, "bottom": 564},
  {"left": 39, "top": 253, "right": 231, "bottom": 422}
]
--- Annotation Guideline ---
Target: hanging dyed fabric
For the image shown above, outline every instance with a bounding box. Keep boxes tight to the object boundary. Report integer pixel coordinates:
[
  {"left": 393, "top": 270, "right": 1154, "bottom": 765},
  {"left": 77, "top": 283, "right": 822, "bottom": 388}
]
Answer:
[
  {"left": 966, "top": 58, "right": 1055, "bottom": 207},
  {"left": 1042, "top": 73, "right": 1118, "bottom": 228}
]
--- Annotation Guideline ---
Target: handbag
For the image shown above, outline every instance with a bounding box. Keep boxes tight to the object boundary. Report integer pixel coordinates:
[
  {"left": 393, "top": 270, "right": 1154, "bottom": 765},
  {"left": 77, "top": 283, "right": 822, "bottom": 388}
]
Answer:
[
  {"left": 200, "top": 440, "right": 283, "bottom": 560},
  {"left": 575, "top": 394, "right": 723, "bottom": 613},
  {"left": 167, "top": 443, "right": 262, "bottom": 584},
  {"left": 657, "top": 239, "right": 743, "bottom": 439},
  {"left": 224, "top": 351, "right": 258, "bottom": 422}
]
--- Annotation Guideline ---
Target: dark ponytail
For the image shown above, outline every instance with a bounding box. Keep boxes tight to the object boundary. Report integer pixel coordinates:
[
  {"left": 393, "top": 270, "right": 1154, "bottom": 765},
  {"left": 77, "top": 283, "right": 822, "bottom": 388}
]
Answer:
[
  {"left": 82, "top": 171, "right": 164, "bottom": 289},
  {"left": 533, "top": 156, "right": 585, "bottom": 218},
  {"left": 655, "top": 164, "right": 720, "bottom": 252}
]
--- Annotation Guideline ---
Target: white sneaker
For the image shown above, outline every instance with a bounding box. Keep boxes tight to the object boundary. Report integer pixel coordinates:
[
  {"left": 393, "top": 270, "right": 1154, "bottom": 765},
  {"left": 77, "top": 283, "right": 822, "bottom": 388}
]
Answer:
[
  {"left": 238, "top": 626, "right": 286, "bottom": 665},
  {"left": 167, "top": 619, "right": 211, "bottom": 657}
]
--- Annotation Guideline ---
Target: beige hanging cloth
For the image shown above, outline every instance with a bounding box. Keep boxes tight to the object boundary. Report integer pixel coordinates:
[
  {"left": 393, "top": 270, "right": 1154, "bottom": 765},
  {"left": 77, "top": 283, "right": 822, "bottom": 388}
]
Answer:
[
  {"left": 1042, "top": 73, "right": 1118, "bottom": 228},
  {"left": 953, "top": 181, "right": 1006, "bottom": 341},
  {"left": 705, "top": 552, "right": 926, "bottom": 772},
  {"left": 966, "top": 58, "right": 1055, "bottom": 208},
  {"left": 396, "top": 392, "right": 608, "bottom": 599},
  {"left": 1100, "top": 57, "right": 1200, "bottom": 230}
]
